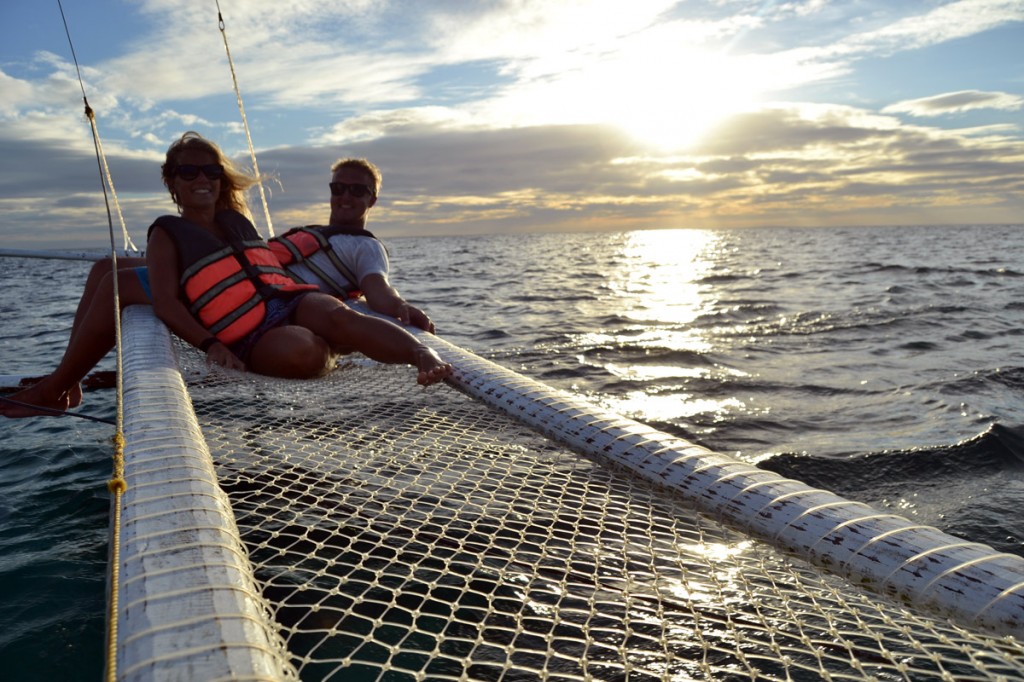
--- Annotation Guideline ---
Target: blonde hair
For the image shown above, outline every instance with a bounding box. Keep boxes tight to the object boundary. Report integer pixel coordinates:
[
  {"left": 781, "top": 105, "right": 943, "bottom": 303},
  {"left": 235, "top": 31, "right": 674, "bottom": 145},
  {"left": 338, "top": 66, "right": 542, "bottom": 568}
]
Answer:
[
  {"left": 161, "top": 131, "right": 258, "bottom": 218},
  {"left": 330, "top": 157, "right": 382, "bottom": 195}
]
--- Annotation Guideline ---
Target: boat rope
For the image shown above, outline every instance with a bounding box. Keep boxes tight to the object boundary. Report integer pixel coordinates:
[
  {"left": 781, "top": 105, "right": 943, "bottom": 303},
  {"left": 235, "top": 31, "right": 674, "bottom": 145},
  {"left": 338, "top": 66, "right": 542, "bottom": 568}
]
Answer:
[
  {"left": 0, "top": 396, "right": 116, "bottom": 424},
  {"left": 56, "top": 3, "right": 138, "bottom": 257},
  {"left": 55, "top": 1, "right": 128, "bottom": 680},
  {"left": 216, "top": 1, "right": 275, "bottom": 238}
]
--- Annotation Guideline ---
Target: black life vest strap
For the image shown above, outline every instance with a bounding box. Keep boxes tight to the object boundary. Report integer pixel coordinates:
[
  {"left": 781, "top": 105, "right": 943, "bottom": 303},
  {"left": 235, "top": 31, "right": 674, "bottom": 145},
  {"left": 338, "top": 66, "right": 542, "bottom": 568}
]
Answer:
[
  {"left": 292, "top": 225, "right": 383, "bottom": 295},
  {"left": 314, "top": 224, "right": 389, "bottom": 257},
  {"left": 316, "top": 224, "right": 378, "bottom": 240}
]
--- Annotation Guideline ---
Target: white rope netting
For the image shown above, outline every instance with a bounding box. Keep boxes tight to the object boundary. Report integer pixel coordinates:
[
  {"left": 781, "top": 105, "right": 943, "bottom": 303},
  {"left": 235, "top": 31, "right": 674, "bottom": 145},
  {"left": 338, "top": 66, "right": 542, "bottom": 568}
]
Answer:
[{"left": 115, "top": 306, "right": 1024, "bottom": 681}]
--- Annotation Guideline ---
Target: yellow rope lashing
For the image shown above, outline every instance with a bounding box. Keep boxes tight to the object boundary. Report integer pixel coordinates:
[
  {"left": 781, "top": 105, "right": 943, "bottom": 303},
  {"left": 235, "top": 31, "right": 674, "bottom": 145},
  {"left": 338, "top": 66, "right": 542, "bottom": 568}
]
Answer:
[
  {"left": 106, "top": 433, "right": 127, "bottom": 680},
  {"left": 83, "top": 102, "right": 130, "bottom": 682}
]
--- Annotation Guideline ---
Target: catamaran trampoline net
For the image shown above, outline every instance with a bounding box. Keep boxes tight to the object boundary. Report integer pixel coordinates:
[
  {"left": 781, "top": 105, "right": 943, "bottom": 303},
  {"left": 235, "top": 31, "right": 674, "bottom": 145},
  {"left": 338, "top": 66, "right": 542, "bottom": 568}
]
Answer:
[{"left": 115, "top": 306, "right": 1024, "bottom": 681}]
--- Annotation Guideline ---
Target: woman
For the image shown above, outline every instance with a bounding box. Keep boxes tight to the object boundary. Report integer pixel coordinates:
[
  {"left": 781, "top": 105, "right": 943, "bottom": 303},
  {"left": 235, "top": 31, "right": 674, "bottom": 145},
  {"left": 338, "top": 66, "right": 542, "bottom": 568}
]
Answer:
[
  {"left": 2, "top": 132, "right": 450, "bottom": 418},
  {"left": 147, "top": 131, "right": 451, "bottom": 383}
]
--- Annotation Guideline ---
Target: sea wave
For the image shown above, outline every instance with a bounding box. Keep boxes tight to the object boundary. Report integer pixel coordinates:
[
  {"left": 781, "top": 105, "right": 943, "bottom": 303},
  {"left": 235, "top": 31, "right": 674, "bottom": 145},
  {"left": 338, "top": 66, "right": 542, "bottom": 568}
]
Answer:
[{"left": 758, "top": 422, "right": 1024, "bottom": 555}]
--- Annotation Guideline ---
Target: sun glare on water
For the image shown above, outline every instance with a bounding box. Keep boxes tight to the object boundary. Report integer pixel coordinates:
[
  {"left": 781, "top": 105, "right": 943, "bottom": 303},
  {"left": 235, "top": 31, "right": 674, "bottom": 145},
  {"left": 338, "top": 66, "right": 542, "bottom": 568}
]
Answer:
[
  {"left": 609, "top": 228, "right": 720, "bottom": 324},
  {"left": 588, "top": 229, "right": 747, "bottom": 422}
]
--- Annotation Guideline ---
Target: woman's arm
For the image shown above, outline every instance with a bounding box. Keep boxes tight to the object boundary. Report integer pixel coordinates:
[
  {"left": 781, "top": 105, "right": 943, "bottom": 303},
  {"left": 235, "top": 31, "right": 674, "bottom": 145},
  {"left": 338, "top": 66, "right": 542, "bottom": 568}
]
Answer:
[{"left": 147, "top": 227, "right": 245, "bottom": 370}]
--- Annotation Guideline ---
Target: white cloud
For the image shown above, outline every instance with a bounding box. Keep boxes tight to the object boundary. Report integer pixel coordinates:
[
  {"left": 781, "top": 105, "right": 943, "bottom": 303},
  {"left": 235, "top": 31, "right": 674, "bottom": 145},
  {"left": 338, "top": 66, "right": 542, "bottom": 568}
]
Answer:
[
  {"left": 884, "top": 90, "right": 1024, "bottom": 117},
  {"left": 317, "top": 106, "right": 476, "bottom": 144},
  {"left": 426, "top": 0, "right": 682, "bottom": 62},
  {"left": 835, "top": 0, "right": 1024, "bottom": 55}
]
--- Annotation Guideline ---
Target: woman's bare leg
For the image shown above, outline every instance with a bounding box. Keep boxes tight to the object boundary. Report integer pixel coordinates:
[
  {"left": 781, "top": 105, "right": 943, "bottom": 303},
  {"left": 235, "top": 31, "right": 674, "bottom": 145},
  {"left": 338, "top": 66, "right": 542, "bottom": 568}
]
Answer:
[
  {"left": 248, "top": 325, "right": 334, "bottom": 379},
  {"left": 60, "top": 257, "right": 146, "bottom": 407},
  {"left": 291, "top": 294, "right": 452, "bottom": 385},
  {"left": 1, "top": 267, "right": 149, "bottom": 418},
  {"left": 67, "top": 257, "right": 146, "bottom": 353}
]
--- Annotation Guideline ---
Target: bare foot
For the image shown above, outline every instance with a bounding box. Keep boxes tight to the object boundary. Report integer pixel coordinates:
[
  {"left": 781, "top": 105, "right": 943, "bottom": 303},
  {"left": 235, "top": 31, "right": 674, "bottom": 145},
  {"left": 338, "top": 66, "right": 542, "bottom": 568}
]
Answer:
[
  {"left": 0, "top": 377, "right": 72, "bottom": 418},
  {"left": 414, "top": 347, "right": 453, "bottom": 386}
]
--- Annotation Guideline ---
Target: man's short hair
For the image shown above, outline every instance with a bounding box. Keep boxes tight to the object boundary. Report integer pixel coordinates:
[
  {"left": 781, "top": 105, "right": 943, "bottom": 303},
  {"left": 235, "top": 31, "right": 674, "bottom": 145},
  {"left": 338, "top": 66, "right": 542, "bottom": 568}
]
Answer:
[{"left": 331, "top": 158, "right": 382, "bottom": 194}]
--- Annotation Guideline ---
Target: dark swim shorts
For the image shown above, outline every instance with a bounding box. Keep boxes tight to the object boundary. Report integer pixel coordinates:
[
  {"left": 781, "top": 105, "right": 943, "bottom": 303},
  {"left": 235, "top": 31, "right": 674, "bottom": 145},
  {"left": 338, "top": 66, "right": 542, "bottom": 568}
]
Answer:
[{"left": 228, "top": 293, "right": 308, "bottom": 364}]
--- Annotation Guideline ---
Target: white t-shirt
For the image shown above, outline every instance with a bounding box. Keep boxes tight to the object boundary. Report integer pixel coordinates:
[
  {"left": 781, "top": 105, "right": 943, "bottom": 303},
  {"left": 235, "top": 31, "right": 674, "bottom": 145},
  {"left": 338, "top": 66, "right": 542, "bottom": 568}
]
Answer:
[{"left": 285, "top": 233, "right": 389, "bottom": 294}]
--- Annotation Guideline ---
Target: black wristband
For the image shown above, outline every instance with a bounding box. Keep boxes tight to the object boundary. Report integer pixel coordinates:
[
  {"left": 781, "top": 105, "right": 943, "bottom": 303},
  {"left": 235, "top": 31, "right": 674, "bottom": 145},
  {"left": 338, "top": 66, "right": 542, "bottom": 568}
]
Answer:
[{"left": 199, "top": 337, "right": 219, "bottom": 352}]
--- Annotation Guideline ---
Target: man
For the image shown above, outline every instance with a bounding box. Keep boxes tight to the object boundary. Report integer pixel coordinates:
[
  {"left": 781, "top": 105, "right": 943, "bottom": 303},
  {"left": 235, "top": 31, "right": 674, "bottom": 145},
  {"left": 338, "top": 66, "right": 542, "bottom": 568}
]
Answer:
[{"left": 270, "top": 157, "right": 434, "bottom": 332}]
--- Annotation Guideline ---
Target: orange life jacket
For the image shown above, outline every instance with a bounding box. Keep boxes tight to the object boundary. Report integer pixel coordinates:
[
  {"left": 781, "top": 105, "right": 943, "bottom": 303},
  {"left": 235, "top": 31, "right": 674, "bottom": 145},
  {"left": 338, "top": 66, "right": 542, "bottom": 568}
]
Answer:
[
  {"left": 268, "top": 225, "right": 378, "bottom": 299},
  {"left": 148, "top": 211, "right": 317, "bottom": 344}
]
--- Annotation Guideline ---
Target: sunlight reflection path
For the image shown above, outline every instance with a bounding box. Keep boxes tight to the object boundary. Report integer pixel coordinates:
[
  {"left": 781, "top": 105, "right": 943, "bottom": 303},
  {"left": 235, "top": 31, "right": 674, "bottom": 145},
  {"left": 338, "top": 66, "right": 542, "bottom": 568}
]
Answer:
[{"left": 585, "top": 229, "right": 748, "bottom": 426}]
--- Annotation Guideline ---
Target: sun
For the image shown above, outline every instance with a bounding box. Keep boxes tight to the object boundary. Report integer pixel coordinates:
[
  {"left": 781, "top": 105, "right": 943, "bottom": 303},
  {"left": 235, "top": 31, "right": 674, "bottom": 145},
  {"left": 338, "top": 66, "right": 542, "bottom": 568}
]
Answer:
[
  {"left": 590, "top": 35, "right": 767, "bottom": 151},
  {"left": 486, "top": 19, "right": 778, "bottom": 151},
  {"left": 614, "top": 55, "right": 761, "bottom": 148}
]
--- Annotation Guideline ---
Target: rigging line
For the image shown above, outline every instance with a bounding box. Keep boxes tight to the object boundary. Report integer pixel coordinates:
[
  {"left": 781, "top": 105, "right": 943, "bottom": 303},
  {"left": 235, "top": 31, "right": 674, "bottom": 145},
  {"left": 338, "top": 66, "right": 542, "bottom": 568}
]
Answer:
[
  {"left": 55, "top": 3, "right": 130, "bottom": 681},
  {"left": 56, "top": 0, "right": 139, "bottom": 256},
  {"left": 0, "top": 396, "right": 117, "bottom": 425},
  {"left": 216, "top": 1, "right": 275, "bottom": 238}
]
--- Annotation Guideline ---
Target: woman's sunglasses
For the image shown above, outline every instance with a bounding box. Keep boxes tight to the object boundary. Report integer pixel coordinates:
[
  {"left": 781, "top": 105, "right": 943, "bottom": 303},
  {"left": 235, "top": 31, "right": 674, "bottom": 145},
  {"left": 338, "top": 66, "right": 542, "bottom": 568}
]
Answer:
[
  {"left": 174, "top": 164, "right": 225, "bottom": 181},
  {"left": 329, "top": 182, "right": 374, "bottom": 198}
]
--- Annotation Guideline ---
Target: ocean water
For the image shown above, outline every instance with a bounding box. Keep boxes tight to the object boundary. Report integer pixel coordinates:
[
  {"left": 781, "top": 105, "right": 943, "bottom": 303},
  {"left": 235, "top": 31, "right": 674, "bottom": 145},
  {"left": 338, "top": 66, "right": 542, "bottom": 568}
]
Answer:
[{"left": 3, "top": 224, "right": 1024, "bottom": 678}]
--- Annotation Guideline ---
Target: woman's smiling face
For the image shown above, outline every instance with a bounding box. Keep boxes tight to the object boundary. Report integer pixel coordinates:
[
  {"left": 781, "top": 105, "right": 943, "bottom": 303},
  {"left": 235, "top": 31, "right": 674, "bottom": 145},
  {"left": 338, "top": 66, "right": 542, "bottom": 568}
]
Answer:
[{"left": 172, "top": 149, "right": 221, "bottom": 216}]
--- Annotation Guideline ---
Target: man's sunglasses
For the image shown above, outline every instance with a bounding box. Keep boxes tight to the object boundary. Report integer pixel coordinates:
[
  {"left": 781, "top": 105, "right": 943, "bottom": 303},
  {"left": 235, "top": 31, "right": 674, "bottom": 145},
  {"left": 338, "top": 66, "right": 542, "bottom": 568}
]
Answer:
[
  {"left": 330, "top": 182, "right": 374, "bottom": 198},
  {"left": 174, "top": 164, "right": 225, "bottom": 181}
]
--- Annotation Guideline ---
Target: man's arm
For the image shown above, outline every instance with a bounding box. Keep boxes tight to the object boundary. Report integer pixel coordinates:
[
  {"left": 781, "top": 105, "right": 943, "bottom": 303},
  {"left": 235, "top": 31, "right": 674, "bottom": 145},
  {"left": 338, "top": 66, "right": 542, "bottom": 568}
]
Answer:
[{"left": 359, "top": 273, "right": 435, "bottom": 333}]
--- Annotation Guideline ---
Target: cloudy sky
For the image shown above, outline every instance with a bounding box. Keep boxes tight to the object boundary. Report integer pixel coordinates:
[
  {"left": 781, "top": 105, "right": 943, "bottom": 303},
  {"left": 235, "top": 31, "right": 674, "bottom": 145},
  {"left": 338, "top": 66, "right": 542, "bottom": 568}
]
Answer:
[{"left": 1, "top": 0, "right": 1022, "bottom": 249}]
